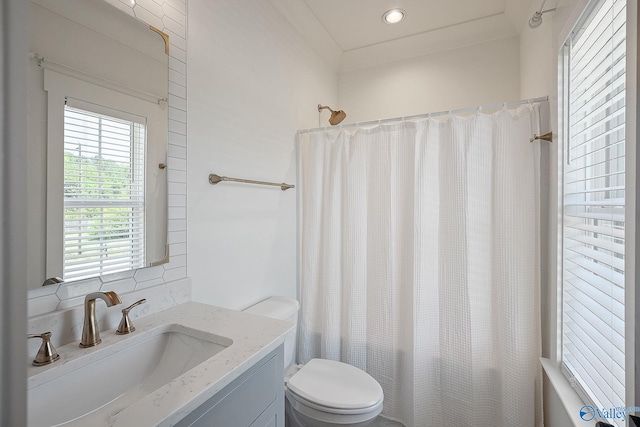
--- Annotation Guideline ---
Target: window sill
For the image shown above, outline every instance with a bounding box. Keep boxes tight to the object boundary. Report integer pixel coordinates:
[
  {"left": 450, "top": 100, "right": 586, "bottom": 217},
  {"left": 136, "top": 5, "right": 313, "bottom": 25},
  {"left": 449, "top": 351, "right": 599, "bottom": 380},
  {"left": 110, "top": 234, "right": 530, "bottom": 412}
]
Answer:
[{"left": 539, "top": 357, "right": 596, "bottom": 427}]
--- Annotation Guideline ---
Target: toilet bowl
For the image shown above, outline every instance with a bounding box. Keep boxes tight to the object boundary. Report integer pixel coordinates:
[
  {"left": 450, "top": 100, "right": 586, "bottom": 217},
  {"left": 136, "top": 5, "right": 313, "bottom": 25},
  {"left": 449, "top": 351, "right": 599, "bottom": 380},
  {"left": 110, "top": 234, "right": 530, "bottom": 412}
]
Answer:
[{"left": 244, "top": 297, "right": 384, "bottom": 427}]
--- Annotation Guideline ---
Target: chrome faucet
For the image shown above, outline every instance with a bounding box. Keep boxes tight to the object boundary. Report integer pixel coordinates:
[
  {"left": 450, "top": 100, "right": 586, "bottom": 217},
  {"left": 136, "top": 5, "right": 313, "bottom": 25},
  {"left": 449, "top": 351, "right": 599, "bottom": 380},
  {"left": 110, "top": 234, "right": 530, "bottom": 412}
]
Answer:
[{"left": 80, "top": 291, "right": 122, "bottom": 348}]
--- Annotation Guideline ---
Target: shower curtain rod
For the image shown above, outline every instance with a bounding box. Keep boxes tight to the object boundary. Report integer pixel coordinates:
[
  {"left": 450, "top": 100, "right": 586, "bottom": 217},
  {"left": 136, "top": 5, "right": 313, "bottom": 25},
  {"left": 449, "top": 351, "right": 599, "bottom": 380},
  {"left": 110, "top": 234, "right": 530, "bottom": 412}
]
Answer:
[{"left": 297, "top": 96, "right": 549, "bottom": 134}]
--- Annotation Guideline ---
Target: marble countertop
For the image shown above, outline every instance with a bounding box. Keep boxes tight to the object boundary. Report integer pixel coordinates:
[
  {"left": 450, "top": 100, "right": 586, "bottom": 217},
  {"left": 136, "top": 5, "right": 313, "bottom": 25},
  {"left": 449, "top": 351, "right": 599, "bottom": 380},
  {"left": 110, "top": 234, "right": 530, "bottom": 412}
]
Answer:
[{"left": 27, "top": 301, "right": 294, "bottom": 427}]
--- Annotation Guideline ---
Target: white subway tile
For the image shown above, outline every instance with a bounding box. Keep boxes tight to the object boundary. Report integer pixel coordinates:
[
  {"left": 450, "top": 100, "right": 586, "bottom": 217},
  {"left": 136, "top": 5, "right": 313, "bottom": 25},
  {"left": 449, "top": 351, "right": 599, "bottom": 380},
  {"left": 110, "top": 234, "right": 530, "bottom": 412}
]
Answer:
[
  {"left": 168, "top": 194, "right": 186, "bottom": 207},
  {"left": 168, "top": 230, "right": 187, "bottom": 244},
  {"left": 56, "top": 278, "right": 102, "bottom": 300},
  {"left": 168, "top": 182, "right": 187, "bottom": 194},
  {"left": 168, "top": 206, "right": 187, "bottom": 220},
  {"left": 109, "top": 0, "right": 136, "bottom": 17},
  {"left": 169, "top": 119, "right": 187, "bottom": 135},
  {"left": 101, "top": 269, "right": 136, "bottom": 283},
  {"left": 162, "top": 3, "right": 185, "bottom": 27},
  {"left": 134, "top": 0, "right": 164, "bottom": 18},
  {"left": 168, "top": 219, "right": 187, "bottom": 232},
  {"left": 169, "top": 157, "right": 187, "bottom": 172},
  {"left": 169, "top": 106, "right": 187, "bottom": 122},
  {"left": 165, "top": 254, "right": 187, "bottom": 269},
  {"left": 133, "top": 5, "right": 164, "bottom": 28},
  {"left": 168, "top": 169, "right": 187, "bottom": 183},
  {"left": 28, "top": 284, "right": 60, "bottom": 299},
  {"left": 163, "top": 266, "right": 186, "bottom": 282},
  {"left": 168, "top": 181, "right": 187, "bottom": 195},
  {"left": 169, "top": 56, "right": 186, "bottom": 75},
  {"left": 168, "top": 143, "right": 186, "bottom": 160},
  {"left": 134, "top": 265, "right": 165, "bottom": 282},
  {"left": 169, "top": 45, "right": 186, "bottom": 64},
  {"left": 56, "top": 295, "right": 85, "bottom": 311},
  {"left": 169, "top": 81, "right": 186, "bottom": 99},
  {"left": 168, "top": 92, "right": 186, "bottom": 111},
  {"left": 163, "top": 0, "right": 186, "bottom": 14},
  {"left": 170, "top": 242, "right": 187, "bottom": 256},
  {"left": 135, "top": 277, "right": 165, "bottom": 290},
  {"left": 162, "top": 15, "right": 185, "bottom": 39},
  {"left": 166, "top": 29, "right": 186, "bottom": 51},
  {"left": 169, "top": 131, "right": 187, "bottom": 146},
  {"left": 100, "top": 278, "right": 137, "bottom": 295}
]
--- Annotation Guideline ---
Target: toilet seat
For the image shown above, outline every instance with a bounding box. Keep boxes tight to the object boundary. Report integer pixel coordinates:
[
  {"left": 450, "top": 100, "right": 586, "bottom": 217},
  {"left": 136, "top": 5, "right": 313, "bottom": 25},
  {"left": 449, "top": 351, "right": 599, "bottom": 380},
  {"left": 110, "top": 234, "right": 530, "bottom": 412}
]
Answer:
[
  {"left": 286, "top": 359, "right": 383, "bottom": 414},
  {"left": 285, "top": 389, "right": 383, "bottom": 425},
  {"left": 286, "top": 389, "right": 383, "bottom": 416}
]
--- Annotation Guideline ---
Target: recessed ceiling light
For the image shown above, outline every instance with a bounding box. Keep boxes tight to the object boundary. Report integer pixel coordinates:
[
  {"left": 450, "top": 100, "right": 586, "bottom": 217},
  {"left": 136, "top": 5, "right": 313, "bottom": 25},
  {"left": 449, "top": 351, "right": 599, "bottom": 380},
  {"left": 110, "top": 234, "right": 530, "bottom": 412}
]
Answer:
[{"left": 382, "top": 9, "right": 405, "bottom": 24}]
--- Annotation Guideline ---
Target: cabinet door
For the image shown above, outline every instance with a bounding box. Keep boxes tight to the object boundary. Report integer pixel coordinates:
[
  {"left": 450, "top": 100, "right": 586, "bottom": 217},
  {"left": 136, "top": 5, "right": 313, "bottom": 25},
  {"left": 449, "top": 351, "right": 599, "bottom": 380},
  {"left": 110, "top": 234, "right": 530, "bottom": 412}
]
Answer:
[
  {"left": 249, "top": 410, "right": 277, "bottom": 427},
  {"left": 176, "top": 346, "right": 284, "bottom": 427}
]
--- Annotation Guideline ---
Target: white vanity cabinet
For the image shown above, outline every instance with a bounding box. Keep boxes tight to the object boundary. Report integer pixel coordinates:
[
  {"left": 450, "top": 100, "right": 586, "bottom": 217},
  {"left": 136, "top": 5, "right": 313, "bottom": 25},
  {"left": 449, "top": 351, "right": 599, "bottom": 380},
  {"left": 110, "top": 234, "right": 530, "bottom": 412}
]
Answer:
[
  {"left": 27, "top": 303, "right": 293, "bottom": 426},
  {"left": 175, "top": 345, "right": 285, "bottom": 427}
]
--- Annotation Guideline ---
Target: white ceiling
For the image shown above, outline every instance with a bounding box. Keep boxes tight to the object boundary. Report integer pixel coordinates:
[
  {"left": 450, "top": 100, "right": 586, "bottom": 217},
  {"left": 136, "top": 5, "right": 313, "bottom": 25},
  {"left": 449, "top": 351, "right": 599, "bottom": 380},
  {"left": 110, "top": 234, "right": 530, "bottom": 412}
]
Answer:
[
  {"left": 302, "top": 0, "right": 508, "bottom": 51},
  {"left": 269, "top": 0, "right": 536, "bottom": 72}
]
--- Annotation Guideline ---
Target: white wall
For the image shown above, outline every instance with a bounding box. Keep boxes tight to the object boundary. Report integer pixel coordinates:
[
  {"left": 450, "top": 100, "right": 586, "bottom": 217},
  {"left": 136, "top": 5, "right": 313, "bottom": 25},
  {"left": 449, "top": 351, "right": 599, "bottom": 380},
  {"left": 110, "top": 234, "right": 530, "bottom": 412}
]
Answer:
[
  {"left": 338, "top": 36, "right": 521, "bottom": 123},
  {"left": 187, "top": 0, "right": 337, "bottom": 309},
  {"left": 520, "top": 1, "right": 572, "bottom": 424},
  {"left": 519, "top": 0, "right": 556, "bottom": 366},
  {"left": 519, "top": 10, "right": 569, "bottom": 425},
  {"left": 520, "top": 13, "right": 554, "bottom": 100}
]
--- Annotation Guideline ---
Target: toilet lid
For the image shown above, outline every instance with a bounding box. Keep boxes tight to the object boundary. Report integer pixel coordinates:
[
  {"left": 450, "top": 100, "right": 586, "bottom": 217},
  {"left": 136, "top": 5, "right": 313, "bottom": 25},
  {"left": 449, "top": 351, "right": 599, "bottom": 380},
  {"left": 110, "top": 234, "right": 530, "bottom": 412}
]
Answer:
[{"left": 286, "top": 359, "right": 383, "bottom": 411}]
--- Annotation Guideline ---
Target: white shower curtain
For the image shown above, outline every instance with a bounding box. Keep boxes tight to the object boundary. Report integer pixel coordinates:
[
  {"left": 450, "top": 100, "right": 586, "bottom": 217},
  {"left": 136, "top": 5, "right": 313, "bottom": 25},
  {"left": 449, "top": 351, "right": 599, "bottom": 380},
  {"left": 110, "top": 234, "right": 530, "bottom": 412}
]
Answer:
[{"left": 297, "top": 105, "right": 542, "bottom": 427}]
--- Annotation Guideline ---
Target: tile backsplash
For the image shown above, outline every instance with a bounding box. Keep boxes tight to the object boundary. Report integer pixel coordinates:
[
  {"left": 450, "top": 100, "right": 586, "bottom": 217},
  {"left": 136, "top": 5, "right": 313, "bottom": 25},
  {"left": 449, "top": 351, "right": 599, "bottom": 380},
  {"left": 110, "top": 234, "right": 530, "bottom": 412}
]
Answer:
[
  {"left": 27, "top": 0, "right": 189, "bottom": 350},
  {"left": 27, "top": 278, "right": 191, "bottom": 355}
]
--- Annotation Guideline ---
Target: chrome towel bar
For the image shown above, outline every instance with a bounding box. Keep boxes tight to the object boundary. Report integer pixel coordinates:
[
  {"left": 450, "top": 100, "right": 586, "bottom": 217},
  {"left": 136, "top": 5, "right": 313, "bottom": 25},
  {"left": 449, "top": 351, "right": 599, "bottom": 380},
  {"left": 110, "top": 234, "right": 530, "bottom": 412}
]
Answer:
[{"left": 209, "top": 174, "right": 295, "bottom": 191}]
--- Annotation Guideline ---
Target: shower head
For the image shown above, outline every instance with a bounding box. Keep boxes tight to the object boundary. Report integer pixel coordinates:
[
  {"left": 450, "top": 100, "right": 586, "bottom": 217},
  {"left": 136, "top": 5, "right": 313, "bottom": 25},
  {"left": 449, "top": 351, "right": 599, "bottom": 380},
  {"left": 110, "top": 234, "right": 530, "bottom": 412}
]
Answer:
[
  {"left": 329, "top": 110, "right": 347, "bottom": 125},
  {"left": 528, "top": 0, "right": 555, "bottom": 29},
  {"left": 318, "top": 104, "right": 347, "bottom": 125},
  {"left": 528, "top": 11, "right": 543, "bottom": 28}
]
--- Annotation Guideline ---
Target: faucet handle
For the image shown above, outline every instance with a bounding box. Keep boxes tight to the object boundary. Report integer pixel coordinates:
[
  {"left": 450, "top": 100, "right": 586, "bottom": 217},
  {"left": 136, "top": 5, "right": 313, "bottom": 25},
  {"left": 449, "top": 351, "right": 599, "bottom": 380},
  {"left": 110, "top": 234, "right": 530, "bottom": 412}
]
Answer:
[
  {"left": 116, "top": 299, "right": 147, "bottom": 335},
  {"left": 28, "top": 332, "right": 60, "bottom": 366}
]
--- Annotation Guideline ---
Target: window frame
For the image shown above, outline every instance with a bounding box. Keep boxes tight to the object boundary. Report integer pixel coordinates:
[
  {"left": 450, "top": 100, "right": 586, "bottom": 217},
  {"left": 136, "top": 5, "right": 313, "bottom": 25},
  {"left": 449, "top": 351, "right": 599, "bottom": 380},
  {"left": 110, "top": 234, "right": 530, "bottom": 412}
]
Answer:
[
  {"left": 62, "top": 100, "right": 146, "bottom": 281},
  {"left": 555, "top": 0, "right": 637, "bottom": 415},
  {"left": 43, "top": 69, "right": 163, "bottom": 280}
]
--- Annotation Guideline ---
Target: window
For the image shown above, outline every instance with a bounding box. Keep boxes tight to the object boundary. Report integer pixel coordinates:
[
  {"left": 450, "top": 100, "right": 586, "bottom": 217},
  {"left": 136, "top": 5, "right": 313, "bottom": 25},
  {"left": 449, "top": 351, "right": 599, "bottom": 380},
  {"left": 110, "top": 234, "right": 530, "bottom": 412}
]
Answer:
[
  {"left": 63, "top": 99, "right": 146, "bottom": 281},
  {"left": 561, "top": 0, "right": 626, "bottom": 420}
]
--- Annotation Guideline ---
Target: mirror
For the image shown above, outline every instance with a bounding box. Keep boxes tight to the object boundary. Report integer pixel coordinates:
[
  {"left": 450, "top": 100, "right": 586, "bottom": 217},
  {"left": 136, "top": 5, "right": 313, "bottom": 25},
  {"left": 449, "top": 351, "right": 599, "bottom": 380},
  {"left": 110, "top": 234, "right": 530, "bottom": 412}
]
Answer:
[{"left": 27, "top": 0, "right": 169, "bottom": 289}]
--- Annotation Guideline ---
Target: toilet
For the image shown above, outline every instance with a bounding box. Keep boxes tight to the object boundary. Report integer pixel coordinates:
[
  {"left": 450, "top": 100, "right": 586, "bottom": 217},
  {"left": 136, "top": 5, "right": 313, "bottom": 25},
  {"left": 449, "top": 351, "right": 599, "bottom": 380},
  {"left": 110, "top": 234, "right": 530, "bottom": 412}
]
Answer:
[{"left": 244, "top": 297, "right": 384, "bottom": 427}]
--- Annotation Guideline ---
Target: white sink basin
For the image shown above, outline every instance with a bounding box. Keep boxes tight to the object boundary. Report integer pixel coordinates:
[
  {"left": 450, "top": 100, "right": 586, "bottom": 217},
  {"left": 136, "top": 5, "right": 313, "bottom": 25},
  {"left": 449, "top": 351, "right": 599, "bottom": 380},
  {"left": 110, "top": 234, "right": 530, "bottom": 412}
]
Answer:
[{"left": 28, "top": 324, "right": 232, "bottom": 427}]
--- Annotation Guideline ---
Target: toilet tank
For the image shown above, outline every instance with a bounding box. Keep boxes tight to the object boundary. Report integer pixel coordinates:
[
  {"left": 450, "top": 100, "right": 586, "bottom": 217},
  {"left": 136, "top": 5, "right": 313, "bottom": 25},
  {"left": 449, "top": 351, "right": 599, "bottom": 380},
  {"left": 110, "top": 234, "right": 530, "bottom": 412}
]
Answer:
[{"left": 243, "top": 296, "right": 299, "bottom": 368}]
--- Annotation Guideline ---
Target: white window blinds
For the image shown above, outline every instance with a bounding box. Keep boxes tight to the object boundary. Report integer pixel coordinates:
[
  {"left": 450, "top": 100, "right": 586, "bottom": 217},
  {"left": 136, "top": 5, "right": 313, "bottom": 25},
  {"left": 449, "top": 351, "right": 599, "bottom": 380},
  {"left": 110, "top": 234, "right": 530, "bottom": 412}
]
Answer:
[
  {"left": 561, "top": 0, "right": 626, "bottom": 417},
  {"left": 63, "top": 101, "right": 146, "bottom": 281}
]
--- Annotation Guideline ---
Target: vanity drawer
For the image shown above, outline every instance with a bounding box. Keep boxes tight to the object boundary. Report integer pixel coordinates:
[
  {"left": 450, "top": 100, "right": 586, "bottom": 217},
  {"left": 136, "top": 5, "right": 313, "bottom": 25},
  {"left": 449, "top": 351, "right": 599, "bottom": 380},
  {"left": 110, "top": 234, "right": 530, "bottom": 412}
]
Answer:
[{"left": 176, "top": 345, "right": 284, "bottom": 427}]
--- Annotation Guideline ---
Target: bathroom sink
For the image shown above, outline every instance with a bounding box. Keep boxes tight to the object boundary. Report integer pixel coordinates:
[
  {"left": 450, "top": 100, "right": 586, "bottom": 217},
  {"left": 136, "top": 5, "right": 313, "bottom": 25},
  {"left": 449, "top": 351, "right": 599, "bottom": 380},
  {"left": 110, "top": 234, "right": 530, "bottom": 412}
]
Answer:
[{"left": 28, "top": 324, "right": 232, "bottom": 427}]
